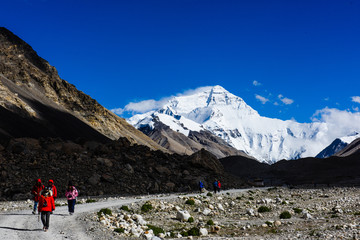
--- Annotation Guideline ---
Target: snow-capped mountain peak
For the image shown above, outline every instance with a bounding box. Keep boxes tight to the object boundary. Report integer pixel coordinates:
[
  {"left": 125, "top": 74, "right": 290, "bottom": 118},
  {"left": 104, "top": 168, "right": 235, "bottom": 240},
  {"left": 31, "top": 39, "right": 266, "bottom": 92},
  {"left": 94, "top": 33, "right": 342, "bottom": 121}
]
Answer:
[{"left": 127, "top": 85, "right": 359, "bottom": 163}]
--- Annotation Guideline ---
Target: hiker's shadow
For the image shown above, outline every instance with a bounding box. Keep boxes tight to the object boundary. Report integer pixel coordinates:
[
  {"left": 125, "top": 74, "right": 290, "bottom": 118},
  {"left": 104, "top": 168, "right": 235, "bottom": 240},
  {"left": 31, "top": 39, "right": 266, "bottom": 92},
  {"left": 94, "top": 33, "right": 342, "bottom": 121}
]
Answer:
[{"left": 0, "top": 226, "right": 42, "bottom": 232}]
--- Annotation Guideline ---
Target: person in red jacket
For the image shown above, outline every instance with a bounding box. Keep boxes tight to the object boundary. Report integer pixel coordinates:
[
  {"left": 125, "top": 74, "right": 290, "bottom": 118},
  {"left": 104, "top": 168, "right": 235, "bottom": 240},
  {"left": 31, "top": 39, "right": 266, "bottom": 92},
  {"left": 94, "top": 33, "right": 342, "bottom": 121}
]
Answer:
[
  {"left": 31, "top": 179, "right": 44, "bottom": 214},
  {"left": 38, "top": 188, "right": 55, "bottom": 232}
]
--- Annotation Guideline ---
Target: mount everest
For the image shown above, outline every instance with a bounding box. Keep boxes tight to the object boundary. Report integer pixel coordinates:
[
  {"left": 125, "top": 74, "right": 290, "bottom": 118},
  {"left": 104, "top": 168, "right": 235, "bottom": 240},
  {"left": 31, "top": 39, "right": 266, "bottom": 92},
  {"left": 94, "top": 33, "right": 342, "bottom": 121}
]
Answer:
[{"left": 128, "top": 85, "right": 360, "bottom": 163}]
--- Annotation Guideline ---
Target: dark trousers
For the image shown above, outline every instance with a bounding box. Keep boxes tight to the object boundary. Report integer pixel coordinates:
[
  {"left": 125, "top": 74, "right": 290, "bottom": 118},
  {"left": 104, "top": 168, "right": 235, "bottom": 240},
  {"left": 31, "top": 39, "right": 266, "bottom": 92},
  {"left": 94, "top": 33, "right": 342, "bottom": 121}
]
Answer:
[
  {"left": 41, "top": 211, "right": 51, "bottom": 229},
  {"left": 68, "top": 199, "right": 76, "bottom": 213}
]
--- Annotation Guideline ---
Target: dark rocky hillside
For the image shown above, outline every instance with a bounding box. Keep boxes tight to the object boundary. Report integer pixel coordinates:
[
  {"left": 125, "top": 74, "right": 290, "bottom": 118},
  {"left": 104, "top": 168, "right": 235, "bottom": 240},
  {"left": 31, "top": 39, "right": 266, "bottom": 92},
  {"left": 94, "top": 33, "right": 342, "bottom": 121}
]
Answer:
[
  {"left": 220, "top": 153, "right": 360, "bottom": 186},
  {"left": 0, "top": 137, "right": 245, "bottom": 201}
]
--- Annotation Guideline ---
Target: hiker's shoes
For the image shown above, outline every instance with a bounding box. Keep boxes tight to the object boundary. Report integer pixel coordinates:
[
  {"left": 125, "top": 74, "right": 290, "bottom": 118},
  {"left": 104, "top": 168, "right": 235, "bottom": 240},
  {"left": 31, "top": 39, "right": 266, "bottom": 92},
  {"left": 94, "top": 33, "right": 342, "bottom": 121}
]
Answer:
[
  {"left": 69, "top": 212, "right": 73, "bottom": 215},
  {"left": 32, "top": 211, "right": 36, "bottom": 214}
]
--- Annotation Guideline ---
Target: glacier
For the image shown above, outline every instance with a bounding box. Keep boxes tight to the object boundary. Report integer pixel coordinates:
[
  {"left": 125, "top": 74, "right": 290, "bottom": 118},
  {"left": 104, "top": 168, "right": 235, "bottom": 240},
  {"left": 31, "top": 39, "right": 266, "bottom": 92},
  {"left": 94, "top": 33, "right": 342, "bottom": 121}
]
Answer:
[{"left": 127, "top": 85, "right": 359, "bottom": 163}]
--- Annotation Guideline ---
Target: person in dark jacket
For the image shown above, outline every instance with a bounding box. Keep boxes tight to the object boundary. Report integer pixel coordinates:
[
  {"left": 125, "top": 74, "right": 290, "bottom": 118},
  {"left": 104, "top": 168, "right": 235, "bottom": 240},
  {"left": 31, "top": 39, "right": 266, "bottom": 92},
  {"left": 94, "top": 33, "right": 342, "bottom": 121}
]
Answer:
[
  {"left": 65, "top": 181, "right": 79, "bottom": 215},
  {"left": 199, "top": 180, "right": 205, "bottom": 193},
  {"left": 213, "top": 180, "right": 218, "bottom": 193},
  {"left": 31, "top": 179, "right": 44, "bottom": 214},
  {"left": 38, "top": 188, "right": 55, "bottom": 232}
]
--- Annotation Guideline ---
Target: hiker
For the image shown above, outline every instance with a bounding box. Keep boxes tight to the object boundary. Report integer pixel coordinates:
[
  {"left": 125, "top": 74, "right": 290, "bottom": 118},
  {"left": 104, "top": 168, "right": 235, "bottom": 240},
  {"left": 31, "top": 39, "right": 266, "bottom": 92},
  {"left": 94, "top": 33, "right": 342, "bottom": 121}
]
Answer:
[
  {"left": 199, "top": 180, "right": 205, "bottom": 193},
  {"left": 31, "top": 178, "right": 44, "bottom": 214},
  {"left": 38, "top": 188, "right": 55, "bottom": 232},
  {"left": 217, "top": 180, "right": 221, "bottom": 192},
  {"left": 65, "top": 181, "right": 79, "bottom": 215},
  {"left": 213, "top": 180, "right": 218, "bottom": 193},
  {"left": 47, "top": 179, "right": 57, "bottom": 211}
]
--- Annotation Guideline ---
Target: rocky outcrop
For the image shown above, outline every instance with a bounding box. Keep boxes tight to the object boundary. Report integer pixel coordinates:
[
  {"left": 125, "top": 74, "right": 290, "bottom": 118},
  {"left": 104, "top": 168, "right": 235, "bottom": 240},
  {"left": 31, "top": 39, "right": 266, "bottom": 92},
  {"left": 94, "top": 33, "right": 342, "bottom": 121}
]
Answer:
[
  {"left": 0, "top": 27, "right": 163, "bottom": 150},
  {"left": 139, "top": 119, "right": 249, "bottom": 158}
]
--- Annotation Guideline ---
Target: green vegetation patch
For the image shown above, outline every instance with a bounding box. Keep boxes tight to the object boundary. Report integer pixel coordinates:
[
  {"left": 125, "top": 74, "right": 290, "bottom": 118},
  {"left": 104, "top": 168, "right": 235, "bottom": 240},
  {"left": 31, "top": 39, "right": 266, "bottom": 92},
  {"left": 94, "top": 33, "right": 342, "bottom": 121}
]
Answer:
[
  {"left": 293, "top": 207, "right": 302, "bottom": 214},
  {"left": 98, "top": 208, "right": 112, "bottom": 217},
  {"left": 258, "top": 206, "right": 271, "bottom": 213},
  {"left": 185, "top": 199, "right": 195, "bottom": 205},
  {"left": 120, "top": 205, "right": 130, "bottom": 211},
  {"left": 207, "top": 219, "right": 214, "bottom": 225},
  {"left": 86, "top": 199, "right": 97, "bottom": 203},
  {"left": 114, "top": 228, "right": 125, "bottom": 233},
  {"left": 147, "top": 225, "right": 164, "bottom": 236},
  {"left": 187, "top": 227, "right": 200, "bottom": 236},
  {"left": 141, "top": 202, "right": 153, "bottom": 212},
  {"left": 188, "top": 217, "right": 194, "bottom": 223},
  {"left": 280, "top": 211, "right": 292, "bottom": 219}
]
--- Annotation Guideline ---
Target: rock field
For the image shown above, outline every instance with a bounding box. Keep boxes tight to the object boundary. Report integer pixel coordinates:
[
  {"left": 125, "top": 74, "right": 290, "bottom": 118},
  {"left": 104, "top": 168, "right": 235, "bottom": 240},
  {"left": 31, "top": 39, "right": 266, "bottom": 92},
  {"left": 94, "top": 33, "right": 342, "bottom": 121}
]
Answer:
[
  {"left": 86, "top": 187, "right": 360, "bottom": 239},
  {"left": 1, "top": 187, "right": 360, "bottom": 239}
]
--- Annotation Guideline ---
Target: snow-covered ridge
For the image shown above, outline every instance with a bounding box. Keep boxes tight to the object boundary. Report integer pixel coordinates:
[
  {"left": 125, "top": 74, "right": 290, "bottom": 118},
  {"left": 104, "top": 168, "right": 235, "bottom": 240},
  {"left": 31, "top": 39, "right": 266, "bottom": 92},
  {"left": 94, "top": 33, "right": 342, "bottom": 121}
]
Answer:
[{"left": 128, "top": 85, "right": 359, "bottom": 163}]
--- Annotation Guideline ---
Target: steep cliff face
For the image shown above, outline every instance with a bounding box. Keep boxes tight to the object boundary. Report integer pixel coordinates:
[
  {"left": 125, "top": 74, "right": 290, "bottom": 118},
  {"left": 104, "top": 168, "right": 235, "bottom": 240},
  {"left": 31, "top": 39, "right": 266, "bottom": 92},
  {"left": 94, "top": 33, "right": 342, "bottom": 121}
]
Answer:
[{"left": 0, "top": 27, "right": 163, "bottom": 150}]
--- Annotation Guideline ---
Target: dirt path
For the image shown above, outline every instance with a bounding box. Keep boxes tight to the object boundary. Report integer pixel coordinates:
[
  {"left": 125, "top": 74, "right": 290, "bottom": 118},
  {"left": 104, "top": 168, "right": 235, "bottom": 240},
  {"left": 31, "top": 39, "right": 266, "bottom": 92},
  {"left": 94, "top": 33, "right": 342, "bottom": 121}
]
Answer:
[{"left": 0, "top": 189, "right": 255, "bottom": 239}]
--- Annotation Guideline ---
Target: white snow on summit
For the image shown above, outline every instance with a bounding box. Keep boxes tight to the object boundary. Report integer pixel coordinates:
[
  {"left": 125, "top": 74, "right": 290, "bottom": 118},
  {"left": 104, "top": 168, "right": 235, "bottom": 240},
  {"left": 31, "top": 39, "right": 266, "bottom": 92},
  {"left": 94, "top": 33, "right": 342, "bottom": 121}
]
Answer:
[{"left": 127, "top": 85, "right": 360, "bottom": 163}]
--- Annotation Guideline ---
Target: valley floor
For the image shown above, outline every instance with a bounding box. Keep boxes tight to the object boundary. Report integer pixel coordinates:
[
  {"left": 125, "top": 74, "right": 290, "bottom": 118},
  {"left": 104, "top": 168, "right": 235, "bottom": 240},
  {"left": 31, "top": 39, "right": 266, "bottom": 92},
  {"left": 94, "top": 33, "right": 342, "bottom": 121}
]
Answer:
[{"left": 0, "top": 187, "right": 359, "bottom": 239}]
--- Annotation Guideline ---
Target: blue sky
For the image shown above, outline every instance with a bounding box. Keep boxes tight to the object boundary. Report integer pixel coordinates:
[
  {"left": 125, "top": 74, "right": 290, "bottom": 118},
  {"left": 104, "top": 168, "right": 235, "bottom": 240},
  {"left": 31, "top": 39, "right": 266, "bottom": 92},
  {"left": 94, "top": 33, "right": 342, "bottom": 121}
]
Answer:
[{"left": 2, "top": 0, "right": 360, "bottom": 123}]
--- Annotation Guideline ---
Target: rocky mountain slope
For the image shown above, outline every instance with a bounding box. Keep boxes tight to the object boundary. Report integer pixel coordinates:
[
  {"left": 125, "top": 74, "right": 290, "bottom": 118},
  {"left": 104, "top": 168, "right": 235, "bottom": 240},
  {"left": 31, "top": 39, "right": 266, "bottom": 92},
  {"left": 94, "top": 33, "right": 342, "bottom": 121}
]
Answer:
[
  {"left": 0, "top": 27, "right": 162, "bottom": 150},
  {"left": 334, "top": 137, "right": 360, "bottom": 157},
  {"left": 138, "top": 118, "right": 249, "bottom": 158},
  {"left": 316, "top": 133, "right": 359, "bottom": 158},
  {"left": 129, "top": 86, "right": 360, "bottom": 163}
]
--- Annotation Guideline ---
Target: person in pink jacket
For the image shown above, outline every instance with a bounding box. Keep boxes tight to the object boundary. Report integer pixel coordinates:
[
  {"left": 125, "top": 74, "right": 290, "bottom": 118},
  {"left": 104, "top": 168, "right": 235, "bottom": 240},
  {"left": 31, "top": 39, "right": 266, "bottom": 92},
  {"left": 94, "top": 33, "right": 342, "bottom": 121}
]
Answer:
[{"left": 65, "top": 181, "right": 79, "bottom": 215}]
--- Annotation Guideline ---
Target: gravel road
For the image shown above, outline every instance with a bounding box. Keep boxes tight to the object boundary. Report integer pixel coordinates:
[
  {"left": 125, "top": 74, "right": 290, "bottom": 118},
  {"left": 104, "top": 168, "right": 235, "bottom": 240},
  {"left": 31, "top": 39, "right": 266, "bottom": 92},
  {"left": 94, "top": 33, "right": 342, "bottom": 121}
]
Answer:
[{"left": 0, "top": 189, "right": 254, "bottom": 239}]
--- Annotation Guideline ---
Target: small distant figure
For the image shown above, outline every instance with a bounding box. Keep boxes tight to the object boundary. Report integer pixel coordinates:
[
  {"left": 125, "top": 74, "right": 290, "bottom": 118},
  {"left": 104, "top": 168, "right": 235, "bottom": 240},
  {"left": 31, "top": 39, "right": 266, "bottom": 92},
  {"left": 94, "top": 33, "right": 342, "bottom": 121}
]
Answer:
[
  {"left": 38, "top": 188, "right": 55, "bottom": 232},
  {"left": 217, "top": 180, "right": 221, "bottom": 192},
  {"left": 199, "top": 180, "right": 205, "bottom": 193},
  {"left": 65, "top": 181, "right": 79, "bottom": 215},
  {"left": 31, "top": 179, "right": 44, "bottom": 214},
  {"left": 213, "top": 180, "right": 218, "bottom": 193}
]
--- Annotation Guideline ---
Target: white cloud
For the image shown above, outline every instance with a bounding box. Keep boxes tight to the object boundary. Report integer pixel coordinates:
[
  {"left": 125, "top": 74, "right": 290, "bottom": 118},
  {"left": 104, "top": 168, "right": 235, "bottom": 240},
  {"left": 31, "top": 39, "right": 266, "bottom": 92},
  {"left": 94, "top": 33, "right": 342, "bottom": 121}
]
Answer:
[
  {"left": 253, "top": 80, "right": 261, "bottom": 86},
  {"left": 255, "top": 94, "right": 269, "bottom": 104},
  {"left": 123, "top": 98, "right": 170, "bottom": 114},
  {"left": 278, "top": 94, "right": 294, "bottom": 105},
  {"left": 111, "top": 108, "right": 124, "bottom": 115},
  {"left": 351, "top": 96, "right": 360, "bottom": 104},
  {"left": 311, "top": 108, "right": 360, "bottom": 140}
]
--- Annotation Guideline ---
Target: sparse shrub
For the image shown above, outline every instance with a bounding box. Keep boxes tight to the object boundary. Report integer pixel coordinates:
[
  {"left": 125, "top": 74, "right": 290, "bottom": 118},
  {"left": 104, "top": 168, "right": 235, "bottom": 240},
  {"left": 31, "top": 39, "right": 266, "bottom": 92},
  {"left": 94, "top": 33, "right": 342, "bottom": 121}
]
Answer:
[
  {"left": 141, "top": 203, "right": 153, "bottom": 212},
  {"left": 188, "top": 217, "right": 194, "bottom": 223},
  {"left": 354, "top": 212, "right": 360, "bottom": 216},
  {"left": 86, "top": 199, "right": 97, "bottom": 203},
  {"left": 249, "top": 197, "right": 254, "bottom": 200},
  {"left": 331, "top": 214, "right": 339, "bottom": 218},
  {"left": 55, "top": 203, "right": 62, "bottom": 207},
  {"left": 114, "top": 228, "right": 125, "bottom": 233},
  {"left": 207, "top": 192, "right": 213, "bottom": 197},
  {"left": 76, "top": 201, "right": 82, "bottom": 205},
  {"left": 268, "top": 228, "right": 279, "bottom": 234},
  {"left": 147, "top": 225, "right": 164, "bottom": 236},
  {"left": 281, "top": 201, "right": 287, "bottom": 205},
  {"left": 293, "top": 208, "right": 302, "bottom": 214},
  {"left": 265, "top": 221, "right": 273, "bottom": 226},
  {"left": 226, "top": 192, "right": 230, "bottom": 195},
  {"left": 120, "top": 205, "right": 130, "bottom": 211},
  {"left": 236, "top": 196, "right": 242, "bottom": 200},
  {"left": 187, "top": 227, "right": 200, "bottom": 236},
  {"left": 98, "top": 208, "right": 112, "bottom": 217},
  {"left": 280, "top": 211, "right": 291, "bottom": 219},
  {"left": 258, "top": 206, "right": 271, "bottom": 213},
  {"left": 181, "top": 231, "right": 189, "bottom": 237},
  {"left": 185, "top": 199, "right": 195, "bottom": 205},
  {"left": 207, "top": 219, "right": 214, "bottom": 225}
]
